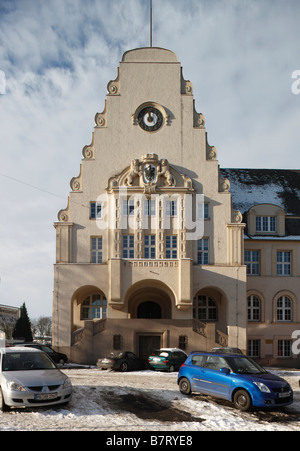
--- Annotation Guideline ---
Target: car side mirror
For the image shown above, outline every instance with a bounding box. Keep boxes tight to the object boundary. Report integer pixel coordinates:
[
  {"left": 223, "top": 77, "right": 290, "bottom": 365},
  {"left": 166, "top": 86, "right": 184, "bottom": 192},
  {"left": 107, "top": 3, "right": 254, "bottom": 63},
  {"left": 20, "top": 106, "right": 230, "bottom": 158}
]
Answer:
[{"left": 220, "top": 367, "right": 230, "bottom": 374}]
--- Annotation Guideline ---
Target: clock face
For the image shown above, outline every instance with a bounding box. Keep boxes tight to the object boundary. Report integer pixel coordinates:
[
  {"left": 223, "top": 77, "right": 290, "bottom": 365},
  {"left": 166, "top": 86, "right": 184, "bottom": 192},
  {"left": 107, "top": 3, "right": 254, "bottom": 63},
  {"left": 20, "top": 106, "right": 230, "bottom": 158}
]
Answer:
[{"left": 138, "top": 106, "right": 163, "bottom": 132}]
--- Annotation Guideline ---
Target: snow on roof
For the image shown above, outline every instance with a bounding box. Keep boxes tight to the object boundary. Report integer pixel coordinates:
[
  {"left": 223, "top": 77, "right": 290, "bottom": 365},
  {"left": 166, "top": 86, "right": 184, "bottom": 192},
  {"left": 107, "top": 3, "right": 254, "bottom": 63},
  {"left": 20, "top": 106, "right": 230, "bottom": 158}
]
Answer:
[{"left": 220, "top": 169, "right": 300, "bottom": 216}]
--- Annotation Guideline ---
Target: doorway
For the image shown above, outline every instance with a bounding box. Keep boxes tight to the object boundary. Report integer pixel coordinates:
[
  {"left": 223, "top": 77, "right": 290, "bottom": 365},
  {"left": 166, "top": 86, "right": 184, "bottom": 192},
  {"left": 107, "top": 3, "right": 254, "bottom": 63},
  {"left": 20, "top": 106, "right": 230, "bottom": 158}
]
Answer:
[{"left": 138, "top": 335, "right": 161, "bottom": 361}]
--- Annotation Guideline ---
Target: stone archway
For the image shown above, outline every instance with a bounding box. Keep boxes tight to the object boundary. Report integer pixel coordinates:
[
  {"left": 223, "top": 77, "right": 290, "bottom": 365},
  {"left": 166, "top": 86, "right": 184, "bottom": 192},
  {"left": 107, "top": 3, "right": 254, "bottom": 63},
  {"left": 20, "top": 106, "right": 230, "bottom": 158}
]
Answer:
[{"left": 126, "top": 280, "right": 175, "bottom": 319}]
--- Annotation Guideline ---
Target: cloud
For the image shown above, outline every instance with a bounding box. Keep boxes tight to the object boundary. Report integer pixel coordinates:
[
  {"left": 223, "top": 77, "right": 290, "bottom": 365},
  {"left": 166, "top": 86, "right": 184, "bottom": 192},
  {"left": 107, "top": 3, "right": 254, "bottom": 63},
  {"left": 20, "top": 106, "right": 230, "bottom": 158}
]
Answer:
[{"left": 0, "top": 0, "right": 300, "bottom": 318}]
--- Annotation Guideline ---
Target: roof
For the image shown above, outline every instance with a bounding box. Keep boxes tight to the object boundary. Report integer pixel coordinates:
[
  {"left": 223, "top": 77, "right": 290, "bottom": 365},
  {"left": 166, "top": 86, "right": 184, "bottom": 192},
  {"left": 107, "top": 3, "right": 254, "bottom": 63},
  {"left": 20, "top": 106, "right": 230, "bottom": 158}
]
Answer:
[
  {"left": 220, "top": 168, "right": 300, "bottom": 216},
  {"left": 0, "top": 346, "right": 42, "bottom": 354}
]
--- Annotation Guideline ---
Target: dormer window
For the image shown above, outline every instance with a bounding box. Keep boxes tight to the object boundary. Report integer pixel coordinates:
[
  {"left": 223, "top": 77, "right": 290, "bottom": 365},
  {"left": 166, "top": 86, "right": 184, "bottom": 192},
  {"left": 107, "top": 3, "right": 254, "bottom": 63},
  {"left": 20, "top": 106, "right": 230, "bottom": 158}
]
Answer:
[{"left": 256, "top": 216, "right": 276, "bottom": 233}]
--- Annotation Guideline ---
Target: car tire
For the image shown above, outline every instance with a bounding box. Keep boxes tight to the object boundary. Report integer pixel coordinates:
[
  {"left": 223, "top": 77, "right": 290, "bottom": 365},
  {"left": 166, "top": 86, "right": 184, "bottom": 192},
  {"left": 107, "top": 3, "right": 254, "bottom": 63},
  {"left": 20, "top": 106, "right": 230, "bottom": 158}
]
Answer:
[
  {"left": 179, "top": 377, "right": 191, "bottom": 395},
  {"left": 0, "top": 388, "right": 9, "bottom": 412},
  {"left": 120, "top": 362, "right": 128, "bottom": 372},
  {"left": 169, "top": 364, "right": 175, "bottom": 372},
  {"left": 233, "top": 389, "right": 252, "bottom": 411}
]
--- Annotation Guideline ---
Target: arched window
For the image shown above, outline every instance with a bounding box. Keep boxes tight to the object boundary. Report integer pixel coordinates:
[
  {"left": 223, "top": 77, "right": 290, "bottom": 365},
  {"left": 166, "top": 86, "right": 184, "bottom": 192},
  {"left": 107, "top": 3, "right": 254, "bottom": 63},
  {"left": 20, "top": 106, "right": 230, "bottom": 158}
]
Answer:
[
  {"left": 137, "top": 301, "right": 161, "bottom": 319},
  {"left": 193, "top": 295, "right": 217, "bottom": 321},
  {"left": 276, "top": 296, "right": 292, "bottom": 322},
  {"left": 81, "top": 293, "right": 107, "bottom": 320},
  {"left": 248, "top": 295, "right": 261, "bottom": 321}
]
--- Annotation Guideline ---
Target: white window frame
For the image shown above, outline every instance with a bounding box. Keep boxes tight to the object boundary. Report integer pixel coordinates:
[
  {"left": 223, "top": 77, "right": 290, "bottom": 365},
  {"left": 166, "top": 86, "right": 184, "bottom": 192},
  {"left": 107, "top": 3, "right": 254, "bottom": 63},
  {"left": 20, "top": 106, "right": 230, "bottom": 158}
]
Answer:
[{"left": 91, "top": 237, "right": 102, "bottom": 263}]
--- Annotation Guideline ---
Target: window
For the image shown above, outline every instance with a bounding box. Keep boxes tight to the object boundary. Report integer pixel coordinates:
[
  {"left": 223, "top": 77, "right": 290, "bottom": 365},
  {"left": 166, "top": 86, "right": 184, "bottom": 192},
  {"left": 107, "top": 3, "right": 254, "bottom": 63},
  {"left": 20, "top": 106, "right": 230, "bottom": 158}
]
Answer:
[
  {"left": 166, "top": 200, "right": 177, "bottom": 217},
  {"left": 278, "top": 340, "right": 292, "bottom": 358},
  {"left": 245, "top": 250, "right": 259, "bottom": 275},
  {"left": 90, "top": 202, "right": 102, "bottom": 219},
  {"left": 197, "top": 239, "right": 209, "bottom": 264},
  {"left": 122, "top": 235, "right": 134, "bottom": 258},
  {"left": 197, "top": 202, "right": 209, "bottom": 220},
  {"left": 144, "top": 199, "right": 156, "bottom": 216},
  {"left": 256, "top": 216, "right": 276, "bottom": 232},
  {"left": 178, "top": 335, "right": 187, "bottom": 351},
  {"left": 113, "top": 335, "right": 122, "bottom": 350},
  {"left": 193, "top": 295, "right": 217, "bottom": 321},
  {"left": 247, "top": 340, "right": 261, "bottom": 358},
  {"left": 144, "top": 235, "right": 156, "bottom": 259},
  {"left": 191, "top": 355, "right": 205, "bottom": 367},
  {"left": 91, "top": 237, "right": 102, "bottom": 263},
  {"left": 166, "top": 235, "right": 177, "bottom": 258},
  {"left": 205, "top": 355, "right": 230, "bottom": 371},
  {"left": 276, "top": 296, "right": 292, "bottom": 322},
  {"left": 248, "top": 295, "right": 261, "bottom": 321},
  {"left": 123, "top": 199, "right": 134, "bottom": 216},
  {"left": 81, "top": 294, "right": 107, "bottom": 320},
  {"left": 277, "top": 251, "right": 291, "bottom": 276}
]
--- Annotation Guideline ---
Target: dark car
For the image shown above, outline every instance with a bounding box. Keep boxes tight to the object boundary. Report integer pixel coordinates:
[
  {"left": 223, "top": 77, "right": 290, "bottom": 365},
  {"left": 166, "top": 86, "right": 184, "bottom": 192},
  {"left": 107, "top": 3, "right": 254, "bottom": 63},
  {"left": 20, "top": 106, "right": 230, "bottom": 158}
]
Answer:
[
  {"left": 18, "top": 343, "right": 68, "bottom": 365},
  {"left": 148, "top": 348, "right": 187, "bottom": 372},
  {"left": 178, "top": 351, "right": 293, "bottom": 411},
  {"left": 97, "top": 351, "right": 146, "bottom": 372}
]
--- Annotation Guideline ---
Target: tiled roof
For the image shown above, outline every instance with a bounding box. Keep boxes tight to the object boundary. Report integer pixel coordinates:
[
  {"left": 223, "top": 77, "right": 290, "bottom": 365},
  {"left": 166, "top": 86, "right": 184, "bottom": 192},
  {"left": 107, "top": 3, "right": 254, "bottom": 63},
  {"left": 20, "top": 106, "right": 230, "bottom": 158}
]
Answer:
[{"left": 220, "top": 168, "right": 300, "bottom": 216}]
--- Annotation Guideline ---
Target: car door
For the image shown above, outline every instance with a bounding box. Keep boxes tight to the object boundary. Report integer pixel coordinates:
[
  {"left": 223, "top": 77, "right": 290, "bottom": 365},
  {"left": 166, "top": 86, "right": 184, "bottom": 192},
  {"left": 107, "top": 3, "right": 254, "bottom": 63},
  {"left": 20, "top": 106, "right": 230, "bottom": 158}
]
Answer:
[
  {"left": 198, "top": 355, "right": 232, "bottom": 399},
  {"left": 127, "top": 352, "right": 138, "bottom": 370}
]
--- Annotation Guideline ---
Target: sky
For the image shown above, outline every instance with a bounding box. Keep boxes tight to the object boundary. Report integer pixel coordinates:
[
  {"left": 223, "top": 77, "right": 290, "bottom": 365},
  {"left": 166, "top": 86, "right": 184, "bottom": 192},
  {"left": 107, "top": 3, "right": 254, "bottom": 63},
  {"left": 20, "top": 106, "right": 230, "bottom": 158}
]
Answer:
[{"left": 0, "top": 0, "right": 300, "bottom": 319}]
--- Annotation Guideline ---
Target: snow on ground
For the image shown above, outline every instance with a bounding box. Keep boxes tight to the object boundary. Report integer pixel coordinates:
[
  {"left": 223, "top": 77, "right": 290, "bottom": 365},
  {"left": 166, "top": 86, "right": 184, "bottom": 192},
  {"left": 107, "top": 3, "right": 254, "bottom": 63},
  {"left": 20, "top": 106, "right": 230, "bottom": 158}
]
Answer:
[{"left": 0, "top": 367, "right": 300, "bottom": 431}]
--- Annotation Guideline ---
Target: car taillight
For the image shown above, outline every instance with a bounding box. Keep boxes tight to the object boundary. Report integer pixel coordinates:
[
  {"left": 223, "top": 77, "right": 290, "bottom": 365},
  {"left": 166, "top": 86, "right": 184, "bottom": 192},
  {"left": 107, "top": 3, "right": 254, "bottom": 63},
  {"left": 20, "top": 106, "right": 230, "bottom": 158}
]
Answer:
[
  {"left": 162, "top": 360, "right": 169, "bottom": 364},
  {"left": 179, "top": 364, "right": 185, "bottom": 369}
]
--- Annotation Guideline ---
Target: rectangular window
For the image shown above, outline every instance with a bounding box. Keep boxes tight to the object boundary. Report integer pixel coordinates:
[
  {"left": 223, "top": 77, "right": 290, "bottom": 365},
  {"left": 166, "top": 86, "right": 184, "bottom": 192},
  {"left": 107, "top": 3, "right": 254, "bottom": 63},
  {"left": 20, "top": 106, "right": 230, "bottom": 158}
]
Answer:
[
  {"left": 166, "top": 235, "right": 177, "bottom": 259},
  {"left": 166, "top": 200, "right": 177, "bottom": 217},
  {"left": 123, "top": 199, "right": 134, "bottom": 216},
  {"left": 144, "top": 199, "right": 156, "bottom": 216},
  {"left": 247, "top": 340, "right": 261, "bottom": 358},
  {"left": 144, "top": 235, "right": 156, "bottom": 259},
  {"left": 278, "top": 340, "right": 291, "bottom": 358},
  {"left": 122, "top": 235, "right": 134, "bottom": 259},
  {"left": 245, "top": 250, "right": 260, "bottom": 275},
  {"left": 256, "top": 216, "right": 276, "bottom": 232},
  {"left": 91, "top": 237, "right": 102, "bottom": 263},
  {"left": 277, "top": 251, "right": 291, "bottom": 276},
  {"left": 197, "top": 202, "right": 209, "bottom": 219},
  {"left": 197, "top": 238, "right": 209, "bottom": 264},
  {"left": 90, "top": 202, "right": 102, "bottom": 219}
]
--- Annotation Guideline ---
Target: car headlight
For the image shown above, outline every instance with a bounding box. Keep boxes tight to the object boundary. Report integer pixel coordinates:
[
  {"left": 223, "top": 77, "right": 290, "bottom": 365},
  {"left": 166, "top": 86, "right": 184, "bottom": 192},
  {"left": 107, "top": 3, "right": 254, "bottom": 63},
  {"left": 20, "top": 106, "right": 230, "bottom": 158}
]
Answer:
[
  {"left": 6, "top": 381, "right": 27, "bottom": 392},
  {"left": 253, "top": 381, "right": 271, "bottom": 393},
  {"left": 62, "top": 377, "right": 72, "bottom": 389}
]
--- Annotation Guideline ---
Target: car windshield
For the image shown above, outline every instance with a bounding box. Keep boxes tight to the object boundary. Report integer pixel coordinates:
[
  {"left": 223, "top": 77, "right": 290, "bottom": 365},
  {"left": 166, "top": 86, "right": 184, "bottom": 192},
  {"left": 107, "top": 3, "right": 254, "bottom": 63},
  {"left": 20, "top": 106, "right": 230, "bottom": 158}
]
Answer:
[
  {"left": 227, "top": 356, "right": 267, "bottom": 375},
  {"left": 2, "top": 352, "right": 57, "bottom": 371}
]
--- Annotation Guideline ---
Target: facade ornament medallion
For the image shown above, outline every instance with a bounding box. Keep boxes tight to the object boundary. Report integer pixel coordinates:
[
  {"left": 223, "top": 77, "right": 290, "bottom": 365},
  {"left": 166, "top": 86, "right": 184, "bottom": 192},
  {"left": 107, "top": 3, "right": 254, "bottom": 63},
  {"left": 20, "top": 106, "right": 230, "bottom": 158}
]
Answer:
[
  {"left": 82, "top": 133, "right": 94, "bottom": 160},
  {"left": 94, "top": 100, "right": 107, "bottom": 127}
]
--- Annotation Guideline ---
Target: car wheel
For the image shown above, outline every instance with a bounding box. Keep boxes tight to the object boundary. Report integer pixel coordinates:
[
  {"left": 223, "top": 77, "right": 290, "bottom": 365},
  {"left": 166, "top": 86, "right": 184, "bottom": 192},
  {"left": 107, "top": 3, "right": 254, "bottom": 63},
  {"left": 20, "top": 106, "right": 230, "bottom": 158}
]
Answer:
[
  {"left": 120, "top": 362, "right": 128, "bottom": 372},
  {"left": 233, "top": 389, "right": 252, "bottom": 411},
  {"left": 169, "top": 364, "right": 175, "bottom": 372},
  {"left": 179, "top": 377, "right": 191, "bottom": 395},
  {"left": 0, "top": 388, "right": 9, "bottom": 412}
]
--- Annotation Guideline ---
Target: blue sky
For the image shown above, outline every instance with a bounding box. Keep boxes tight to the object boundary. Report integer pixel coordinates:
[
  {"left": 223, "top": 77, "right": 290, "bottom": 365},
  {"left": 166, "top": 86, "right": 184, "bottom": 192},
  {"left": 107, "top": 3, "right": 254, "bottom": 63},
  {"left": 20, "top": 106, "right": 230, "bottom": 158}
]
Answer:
[{"left": 0, "top": 0, "right": 300, "bottom": 319}]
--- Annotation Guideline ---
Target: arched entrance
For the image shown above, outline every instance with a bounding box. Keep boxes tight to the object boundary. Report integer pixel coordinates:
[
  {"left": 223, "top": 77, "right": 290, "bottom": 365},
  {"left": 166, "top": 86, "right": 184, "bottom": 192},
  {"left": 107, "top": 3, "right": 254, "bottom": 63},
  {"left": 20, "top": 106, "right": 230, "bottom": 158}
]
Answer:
[
  {"left": 137, "top": 301, "right": 162, "bottom": 319},
  {"left": 126, "top": 281, "right": 174, "bottom": 319}
]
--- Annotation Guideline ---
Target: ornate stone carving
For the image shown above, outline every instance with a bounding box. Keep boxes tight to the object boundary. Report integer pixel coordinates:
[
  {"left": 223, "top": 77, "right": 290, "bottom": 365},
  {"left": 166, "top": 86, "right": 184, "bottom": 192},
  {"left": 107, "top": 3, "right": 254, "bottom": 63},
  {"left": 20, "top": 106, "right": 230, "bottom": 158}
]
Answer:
[
  {"left": 57, "top": 198, "right": 70, "bottom": 222},
  {"left": 232, "top": 210, "right": 243, "bottom": 224},
  {"left": 70, "top": 165, "right": 82, "bottom": 192},
  {"left": 94, "top": 100, "right": 107, "bottom": 127},
  {"left": 107, "top": 154, "right": 193, "bottom": 193},
  {"left": 107, "top": 68, "right": 120, "bottom": 95},
  {"left": 193, "top": 102, "right": 206, "bottom": 129},
  {"left": 219, "top": 174, "right": 230, "bottom": 192},
  {"left": 82, "top": 133, "right": 94, "bottom": 159}
]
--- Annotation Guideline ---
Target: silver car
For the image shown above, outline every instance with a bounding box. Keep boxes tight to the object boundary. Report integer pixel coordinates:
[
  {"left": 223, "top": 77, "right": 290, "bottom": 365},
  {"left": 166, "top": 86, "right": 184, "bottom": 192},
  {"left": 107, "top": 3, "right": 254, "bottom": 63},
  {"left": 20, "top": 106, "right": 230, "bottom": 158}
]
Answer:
[{"left": 0, "top": 347, "right": 72, "bottom": 411}]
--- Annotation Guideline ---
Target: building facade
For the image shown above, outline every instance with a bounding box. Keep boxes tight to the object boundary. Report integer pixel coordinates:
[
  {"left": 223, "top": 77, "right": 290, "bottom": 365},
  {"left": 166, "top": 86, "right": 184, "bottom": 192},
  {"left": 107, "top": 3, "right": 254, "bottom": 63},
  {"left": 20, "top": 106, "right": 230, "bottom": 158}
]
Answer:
[{"left": 52, "top": 48, "right": 299, "bottom": 367}]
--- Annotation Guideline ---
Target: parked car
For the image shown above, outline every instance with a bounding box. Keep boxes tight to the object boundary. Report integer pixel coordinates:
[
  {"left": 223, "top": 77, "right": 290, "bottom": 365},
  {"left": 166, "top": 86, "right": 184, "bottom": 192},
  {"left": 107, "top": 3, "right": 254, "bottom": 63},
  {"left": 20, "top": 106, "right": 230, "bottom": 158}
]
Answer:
[
  {"left": 17, "top": 343, "right": 68, "bottom": 365},
  {"left": 148, "top": 348, "right": 187, "bottom": 372},
  {"left": 97, "top": 351, "right": 146, "bottom": 372},
  {"left": 0, "top": 347, "right": 72, "bottom": 411},
  {"left": 177, "top": 351, "right": 293, "bottom": 411},
  {"left": 212, "top": 347, "right": 243, "bottom": 355}
]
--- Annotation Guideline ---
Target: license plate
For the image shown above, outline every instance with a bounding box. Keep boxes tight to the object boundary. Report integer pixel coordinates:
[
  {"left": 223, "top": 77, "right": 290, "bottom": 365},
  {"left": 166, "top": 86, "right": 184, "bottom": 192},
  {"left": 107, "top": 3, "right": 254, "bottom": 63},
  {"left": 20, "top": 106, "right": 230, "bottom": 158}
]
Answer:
[
  {"left": 279, "top": 392, "right": 290, "bottom": 398},
  {"left": 34, "top": 393, "right": 57, "bottom": 401},
  {"left": 153, "top": 358, "right": 161, "bottom": 362}
]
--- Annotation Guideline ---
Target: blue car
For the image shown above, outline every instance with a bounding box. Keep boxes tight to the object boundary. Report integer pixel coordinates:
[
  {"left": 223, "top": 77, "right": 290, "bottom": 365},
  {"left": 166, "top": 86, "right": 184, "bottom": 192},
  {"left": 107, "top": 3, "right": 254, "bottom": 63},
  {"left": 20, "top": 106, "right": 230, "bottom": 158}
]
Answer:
[{"left": 177, "top": 351, "right": 293, "bottom": 411}]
